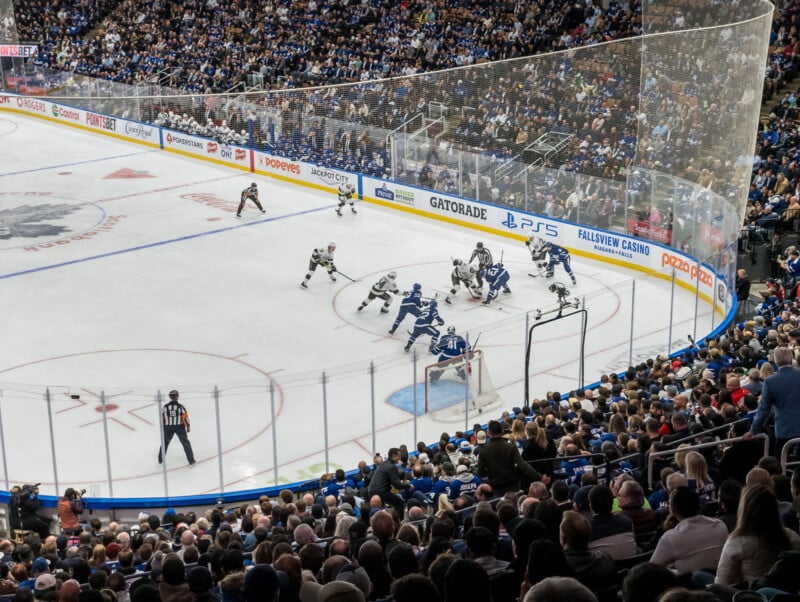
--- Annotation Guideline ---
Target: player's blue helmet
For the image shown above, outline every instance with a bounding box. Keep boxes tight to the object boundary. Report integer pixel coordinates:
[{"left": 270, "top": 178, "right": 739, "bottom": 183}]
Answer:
[
  {"left": 447, "top": 326, "right": 456, "bottom": 335},
  {"left": 413, "top": 283, "right": 421, "bottom": 291},
  {"left": 429, "top": 299, "right": 438, "bottom": 308}
]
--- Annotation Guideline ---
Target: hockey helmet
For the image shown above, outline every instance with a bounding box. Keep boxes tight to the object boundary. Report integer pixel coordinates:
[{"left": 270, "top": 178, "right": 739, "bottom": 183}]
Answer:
[
  {"left": 412, "top": 283, "right": 421, "bottom": 291},
  {"left": 251, "top": 182, "right": 257, "bottom": 188},
  {"left": 328, "top": 242, "right": 336, "bottom": 251},
  {"left": 169, "top": 390, "right": 179, "bottom": 400},
  {"left": 387, "top": 271, "right": 397, "bottom": 280},
  {"left": 447, "top": 326, "right": 456, "bottom": 335},
  {"left": 476, "top": 242, "right": 484, "bottom": 249},
  {"left": 495, "top": 262, "right": 503, "bottom": 269},
  {"left": 453, "top": 259, "right": 462, "bottom": 266},
  {"left": 429, "top": 299, "right": 438, "bottom": 308}
]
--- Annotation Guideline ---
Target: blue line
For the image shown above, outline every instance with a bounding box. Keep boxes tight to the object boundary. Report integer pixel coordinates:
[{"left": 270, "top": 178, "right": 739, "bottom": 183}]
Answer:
[
  {"left": 0, "top": 150, "right": 158, "bottom": 177},
  {"left": 0, "top": 204, "right": 332, "bottom": 281}
]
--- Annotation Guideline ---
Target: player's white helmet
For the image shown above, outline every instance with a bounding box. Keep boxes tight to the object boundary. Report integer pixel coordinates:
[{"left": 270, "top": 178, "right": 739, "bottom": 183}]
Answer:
[
  {"left": 387, "top": 271, "right": 397, "bottom": 280},
  {"left": 447, "top": 326, "right": 456, "bottom": 335},
  {"left": 328, "top": 242, "right": 336, "bottom": 251}
]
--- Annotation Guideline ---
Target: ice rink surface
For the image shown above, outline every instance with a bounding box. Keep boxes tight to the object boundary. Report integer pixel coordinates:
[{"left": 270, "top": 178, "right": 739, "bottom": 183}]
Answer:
[{"left": 0, "top": 115, "right": 715, "bottom": 498}]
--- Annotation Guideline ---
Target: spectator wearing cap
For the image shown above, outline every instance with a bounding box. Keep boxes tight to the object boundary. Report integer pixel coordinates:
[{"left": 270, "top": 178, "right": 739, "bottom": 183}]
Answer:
[
  {"left": 299, "top": 579, "right": 365, "bottom": 602},
  {"left": 448, "top": 465, "right": 482, "bottom": 501},
  {"left": 20, "top": 557, "right": 49, "bottom": 591},
  {"left": 749, "top": 347, "right": 800, "bottom": 457},
  {"left": 33, "top": 573, "right": 58, "bottom": 601},
  {"left": 477, "top": 420, "right": 545, "bottom": 497}
]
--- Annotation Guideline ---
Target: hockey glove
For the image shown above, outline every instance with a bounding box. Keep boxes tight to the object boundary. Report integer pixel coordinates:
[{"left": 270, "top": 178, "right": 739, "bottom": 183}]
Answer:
[{"left": 330, "top": 265, "right": 337, "bottom": 272}]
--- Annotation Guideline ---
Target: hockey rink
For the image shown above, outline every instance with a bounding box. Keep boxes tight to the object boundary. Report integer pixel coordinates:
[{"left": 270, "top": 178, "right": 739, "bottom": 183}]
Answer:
[{"left": 0, "top": 115, "right": 718, "bottom": 498}]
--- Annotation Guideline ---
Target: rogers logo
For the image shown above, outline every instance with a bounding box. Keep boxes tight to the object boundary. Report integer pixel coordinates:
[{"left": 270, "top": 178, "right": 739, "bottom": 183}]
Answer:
[
  {"left": 261, "top": 156, "right": 300, "bottom": 174},
  {"left": 207, "top": 142, "right": 218, "bottom": 153},
  {"left": 234, "top": 149, "right": 246, "bottom": 161},
  {"left": 660, "top": 253, "right": 712, "bottom": 286},
  {"left": 16, "top": 97, "right": 46, "bottom": 112}
]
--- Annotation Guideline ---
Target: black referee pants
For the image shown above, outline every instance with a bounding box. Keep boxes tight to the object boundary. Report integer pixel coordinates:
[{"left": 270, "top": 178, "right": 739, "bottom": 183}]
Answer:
[{"left": 158, "top": 426, "right": 195, "bottom": 464}]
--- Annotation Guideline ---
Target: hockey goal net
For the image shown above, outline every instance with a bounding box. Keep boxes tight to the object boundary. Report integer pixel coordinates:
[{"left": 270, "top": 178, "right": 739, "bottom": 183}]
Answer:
[{"left": 424, "top": 349, "right": 503, "bottom": 421}]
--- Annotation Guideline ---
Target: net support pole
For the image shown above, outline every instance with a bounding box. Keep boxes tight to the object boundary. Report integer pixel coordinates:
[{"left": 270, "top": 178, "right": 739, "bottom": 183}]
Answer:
[
  {"left": 464, "top": 332, "right": 471, "bottom": 432},
  {"left": 322, "top": 371, "right": 329, "bottom": 474},
  {"left": 693, "top": 259, "right": 701, "bottom": 343},
  {"left": 524, "top": 312, "right": 530, "bottom": 408},
  {"left": 269, "top": 381, "right": 279, "bottom": 487},
  {"left": 668, "top": 268, "right": 676, "bottom": 355},
  {"left": 213, "top": 387, "right": 224, "bottom": 494},
  {"left": 412, "top": 349, "right": 418, "bottom": 447},
  {"left": 0, "top": 390, "right": 8, "bottom": 491},
  {"left": 629, "top": 279, "right": 636, "bottom": 367},
  {"left": 157, "top": 390, "right": 168, "bottom": 498},
  {"left": 370, "top": 362, "right": 376, "bottom": 460},
  {"left": 45, "top": 388, "right": 59, "bottom": 495},
  {"left": 100, "top": 390, "right": 114, "bottom": 498}
]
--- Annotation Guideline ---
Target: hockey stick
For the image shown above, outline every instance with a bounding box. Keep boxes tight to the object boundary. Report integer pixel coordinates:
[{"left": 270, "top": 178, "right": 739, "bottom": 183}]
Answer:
[{"left": 335, "top": 270, "right": 359, "bottom": 283}]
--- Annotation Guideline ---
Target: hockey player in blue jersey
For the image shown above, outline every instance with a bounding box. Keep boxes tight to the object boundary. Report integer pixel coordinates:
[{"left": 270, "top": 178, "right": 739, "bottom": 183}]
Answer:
[
  {"left": 429, "top": 326, "right": 469, "bottom": 382},
  {"left": 404, "top": 299, "right": 445, "bottom": 352},
  {"left": 544, "top": 242, "right": 577, "bottom": 285},
  {"left": 389, "top": 283, "right": 423, "bottom": 335},
  {"left": 481, "top": 262, "right": 511, "bottom": 306}
]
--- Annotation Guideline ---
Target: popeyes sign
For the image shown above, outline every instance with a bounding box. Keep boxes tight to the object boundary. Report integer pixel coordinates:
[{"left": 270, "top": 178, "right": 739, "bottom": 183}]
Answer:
[{"left": 661, "top": 252, "right": 713, "bottom": 287}]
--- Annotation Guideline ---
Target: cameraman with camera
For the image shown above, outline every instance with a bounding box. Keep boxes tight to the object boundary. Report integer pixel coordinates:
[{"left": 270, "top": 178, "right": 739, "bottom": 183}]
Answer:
[
  {"left": 17, "top": 484, "right": 50, "bottom": 540},
  {"left": 57, "top": 487, "right": 85, "bottom": 535}
]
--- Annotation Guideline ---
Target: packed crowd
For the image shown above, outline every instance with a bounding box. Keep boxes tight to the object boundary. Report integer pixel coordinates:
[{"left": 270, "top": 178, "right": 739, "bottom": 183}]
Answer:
[
  {"left": 18, "top": 0, "right": 642, "bottom": 92},
  {"left": 4, "top": 290, "right": 800, "bottom": 602}
]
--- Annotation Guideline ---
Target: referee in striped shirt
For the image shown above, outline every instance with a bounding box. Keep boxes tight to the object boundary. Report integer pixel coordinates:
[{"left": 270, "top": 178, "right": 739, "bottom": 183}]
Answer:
[{"left": 158, "top": 390, "right": 196, "bottom": 466}]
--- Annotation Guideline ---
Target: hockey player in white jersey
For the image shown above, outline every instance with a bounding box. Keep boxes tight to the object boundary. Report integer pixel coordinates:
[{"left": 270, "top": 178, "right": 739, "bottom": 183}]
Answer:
[
  {"left": 444, "top": 259, "right": 481, "bottom": 305},
  {"left": 358, "top": 271, "right": 400, "bottom": 313},
  {"left": 336, "top": 182, "right": 356, "bottom": 216},
  {"left": 300, "top": 242, "right": 337, "bottom": 289},
  {"left": 526, "top": 234, "right": 549, "bottom": 277}
]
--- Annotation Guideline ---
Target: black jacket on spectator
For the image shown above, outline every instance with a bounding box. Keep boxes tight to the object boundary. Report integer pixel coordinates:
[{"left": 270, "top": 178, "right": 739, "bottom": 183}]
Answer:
[{"left": 477, "top": 436, "right": 541, "bottom": 495}]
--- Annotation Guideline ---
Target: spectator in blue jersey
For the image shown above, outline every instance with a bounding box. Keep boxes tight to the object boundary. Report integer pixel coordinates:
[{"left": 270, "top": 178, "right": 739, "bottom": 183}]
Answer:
[
  {"left": 449, "top": 465, "right": 482, "bottom": 501},
  {"left": 319, "top": 469, "right": 355, "bottom": 505},
  {"left": 561, "top": 444, "right": 591, "bottom": 487}
]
